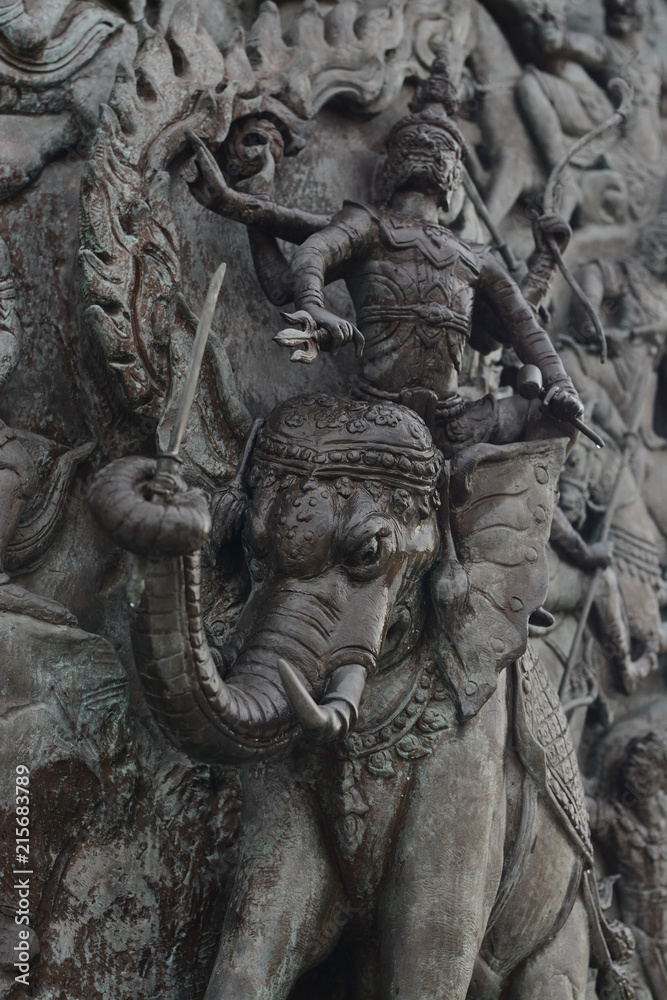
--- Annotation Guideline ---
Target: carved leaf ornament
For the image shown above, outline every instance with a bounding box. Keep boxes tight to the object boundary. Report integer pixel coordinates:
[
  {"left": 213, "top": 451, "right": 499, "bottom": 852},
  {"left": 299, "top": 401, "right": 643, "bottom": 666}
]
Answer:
[{"left": 77, "top": 4, "right": 229, "bottom": 426}]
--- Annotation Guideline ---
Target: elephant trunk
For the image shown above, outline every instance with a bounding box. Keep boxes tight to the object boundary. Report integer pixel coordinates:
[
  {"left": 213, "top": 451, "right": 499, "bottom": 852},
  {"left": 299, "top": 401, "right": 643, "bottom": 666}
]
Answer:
[
  {"left": 219, "top": 582, "right": 380, "bottom": 739},
  {"left": 132, "top": 556, "right": 378, "bottom": 763},
  {"left": 131, "top": 551, "right": 300, "bottom": 764},
  {"left": 90, "top": 457, "right": 292, "bottom": 763}
]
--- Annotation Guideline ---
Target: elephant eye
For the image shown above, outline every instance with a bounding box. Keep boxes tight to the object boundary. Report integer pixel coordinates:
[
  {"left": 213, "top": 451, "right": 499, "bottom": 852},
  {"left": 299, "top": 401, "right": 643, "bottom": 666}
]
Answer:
[
  {"left": 352, "top": 536, "right": 379, "bottom": 565},
  {"left": 345, "top": 524, "right": 392, "bottom": 577}
]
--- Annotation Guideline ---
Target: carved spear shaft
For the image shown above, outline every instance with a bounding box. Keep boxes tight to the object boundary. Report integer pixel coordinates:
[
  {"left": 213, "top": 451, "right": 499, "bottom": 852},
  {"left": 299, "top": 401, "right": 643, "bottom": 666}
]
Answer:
[{"left": 461, "top": 168, "right": 525, "bottom": 278}]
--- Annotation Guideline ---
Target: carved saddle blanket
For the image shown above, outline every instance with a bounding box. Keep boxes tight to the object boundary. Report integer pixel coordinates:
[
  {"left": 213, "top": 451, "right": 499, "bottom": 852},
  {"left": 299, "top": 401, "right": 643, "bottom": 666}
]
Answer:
[{"left": 513, "top": 641, "right": 593, "bottom": 863}]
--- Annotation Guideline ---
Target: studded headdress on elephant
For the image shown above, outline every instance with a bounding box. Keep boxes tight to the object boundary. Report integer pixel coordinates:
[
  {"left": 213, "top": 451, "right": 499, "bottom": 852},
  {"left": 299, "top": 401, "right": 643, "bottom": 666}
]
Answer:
[{"left": 90, "top": 395, "right": 445, "bottom": 761}]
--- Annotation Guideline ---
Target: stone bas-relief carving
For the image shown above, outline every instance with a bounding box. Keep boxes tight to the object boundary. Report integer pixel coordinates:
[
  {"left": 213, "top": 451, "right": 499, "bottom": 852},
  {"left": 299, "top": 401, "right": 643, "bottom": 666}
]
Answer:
[{"left": 4, "top": 0, "right": 667, "bottom": 997}]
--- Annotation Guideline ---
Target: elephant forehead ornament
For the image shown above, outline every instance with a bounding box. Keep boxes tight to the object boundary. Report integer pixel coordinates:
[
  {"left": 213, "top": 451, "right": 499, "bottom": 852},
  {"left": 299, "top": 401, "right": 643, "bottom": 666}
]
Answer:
[{"left": 248, "top": 394, "right": 442, "bottom": 489}]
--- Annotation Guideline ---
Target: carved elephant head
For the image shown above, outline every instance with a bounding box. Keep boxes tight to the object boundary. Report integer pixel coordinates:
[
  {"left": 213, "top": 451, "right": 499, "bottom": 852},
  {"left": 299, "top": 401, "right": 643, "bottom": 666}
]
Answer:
[
  {"left": 216, "top": 395, "right": 443, "bottom": 741},
  {"left": 90, "top": 395, "right": 443, "bottom": 762}
]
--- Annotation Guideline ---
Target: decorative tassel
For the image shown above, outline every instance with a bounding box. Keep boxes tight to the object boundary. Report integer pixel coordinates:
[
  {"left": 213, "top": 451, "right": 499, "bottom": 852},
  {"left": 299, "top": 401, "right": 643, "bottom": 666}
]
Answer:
[
  {"left": 210, "top": 418, "right": 263, "bottom": 547},
  {"left": 210, "top": 483, "right": 250, "bottom": 547}
]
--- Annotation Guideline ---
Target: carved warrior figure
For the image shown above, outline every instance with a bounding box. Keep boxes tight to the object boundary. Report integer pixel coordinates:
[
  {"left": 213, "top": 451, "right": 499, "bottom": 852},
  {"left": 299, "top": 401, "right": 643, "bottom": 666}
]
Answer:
[
  {"left": 457, "top": 0, "right": 546, "bottom": 226},
  {"left": 511, "top": 0, "right": 615, "bottom": 172},
  {"left": 542, "top": 221, "right": 667, "bottom": 692},
  {"left": 90, "top": 394, "right": 632, "bottom": 1000},
  {"left": 0, "top": 236, "right": 92, "bottom": 621},
  {"left": 545, "top": 436, "right": 661, "bottom": 694},
  {"left": 188, "top": 60, "right": 584, "bottom": 459},
  {"left": 564, "top": 213, "right": 667, "bottom": 548},
  {"left": 510, "top": 0, "right": 667, "bottom": 216},
  {"left": 590, "top": 732, "right": 667, "bottom": 999}
]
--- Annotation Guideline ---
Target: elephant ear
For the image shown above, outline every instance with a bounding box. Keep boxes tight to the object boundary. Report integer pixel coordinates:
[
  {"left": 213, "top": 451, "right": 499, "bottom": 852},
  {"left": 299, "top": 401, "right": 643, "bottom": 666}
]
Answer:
[{"left": 430, "top": 438, "right": 566, "bottom": 721}]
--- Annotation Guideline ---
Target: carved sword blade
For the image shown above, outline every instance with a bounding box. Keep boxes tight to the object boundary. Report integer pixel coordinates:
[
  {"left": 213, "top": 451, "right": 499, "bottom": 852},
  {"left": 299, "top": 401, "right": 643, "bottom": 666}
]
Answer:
[{"left": 159, "top": 261, "right": 227, "bottom": 472}]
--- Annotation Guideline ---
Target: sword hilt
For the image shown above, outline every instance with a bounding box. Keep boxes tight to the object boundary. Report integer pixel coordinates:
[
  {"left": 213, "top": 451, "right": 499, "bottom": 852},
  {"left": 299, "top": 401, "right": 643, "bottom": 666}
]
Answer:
[{"left": 516, "top": 364, "right": 604, "bottom": 449}]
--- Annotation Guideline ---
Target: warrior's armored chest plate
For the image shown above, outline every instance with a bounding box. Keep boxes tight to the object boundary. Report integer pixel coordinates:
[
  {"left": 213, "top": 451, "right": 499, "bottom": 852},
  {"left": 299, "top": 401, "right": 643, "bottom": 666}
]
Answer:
[{"left": 347, "top": 211, "right": 481, "bottom": 395}]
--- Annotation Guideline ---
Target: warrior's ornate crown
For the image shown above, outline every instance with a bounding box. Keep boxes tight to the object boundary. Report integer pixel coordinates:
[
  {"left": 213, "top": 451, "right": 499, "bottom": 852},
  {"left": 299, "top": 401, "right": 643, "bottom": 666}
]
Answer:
[{"left": 384, "top": 53, "right": 469, "bottom": 160}]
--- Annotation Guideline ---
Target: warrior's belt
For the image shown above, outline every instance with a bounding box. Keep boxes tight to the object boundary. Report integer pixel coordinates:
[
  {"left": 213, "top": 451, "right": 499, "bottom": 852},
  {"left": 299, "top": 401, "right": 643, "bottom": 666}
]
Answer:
[{"left": 357, "top": 302, "right": 470, "bottom": 335}]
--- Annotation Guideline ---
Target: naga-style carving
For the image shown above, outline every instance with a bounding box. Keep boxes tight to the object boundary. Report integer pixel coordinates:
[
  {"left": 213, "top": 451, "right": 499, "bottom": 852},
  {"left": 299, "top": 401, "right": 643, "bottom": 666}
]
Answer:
[{"left": 76, "top": 2, "right": 249, "bottom": 473}]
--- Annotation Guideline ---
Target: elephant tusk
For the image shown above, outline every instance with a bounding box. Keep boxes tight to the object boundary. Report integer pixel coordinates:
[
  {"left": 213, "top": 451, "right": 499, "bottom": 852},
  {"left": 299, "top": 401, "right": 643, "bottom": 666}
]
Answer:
[
  {"left": 278, "top": 658, "right": 368, "bottom": 742},
  {"left": 277, "top": 658, "right": 331, "bottom": 733}
]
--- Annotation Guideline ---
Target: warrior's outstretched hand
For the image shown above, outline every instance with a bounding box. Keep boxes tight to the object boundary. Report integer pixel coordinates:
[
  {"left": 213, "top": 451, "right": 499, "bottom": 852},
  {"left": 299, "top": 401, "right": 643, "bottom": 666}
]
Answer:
[
  {"left": 302, "top": 304, "right": 364, "bottom": 356},
  {"left": 583, "top": 539, "right": 614, "bottom": 570},
  {"left": 544, "top": 383, "right": 584, "bottom": 423},
  {"left": 532, "top": 212, "right": 572, "bottom": 254},
  {"left": 275, "top": 306, "right": 364, "bottom": 364},
  {"left": 186, "top": 129, "right": 331, "bottom": 242}
]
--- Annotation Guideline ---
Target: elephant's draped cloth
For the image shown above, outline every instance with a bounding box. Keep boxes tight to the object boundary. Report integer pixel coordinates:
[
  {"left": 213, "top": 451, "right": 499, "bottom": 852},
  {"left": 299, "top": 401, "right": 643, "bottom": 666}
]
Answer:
[{"left": 433, "top": 438, "right": 566, "bottom": 720}]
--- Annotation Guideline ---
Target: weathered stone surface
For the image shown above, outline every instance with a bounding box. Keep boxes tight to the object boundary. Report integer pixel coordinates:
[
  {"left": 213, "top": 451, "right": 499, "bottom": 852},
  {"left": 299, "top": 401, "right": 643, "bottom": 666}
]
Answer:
[{"left": 0, "top": 610, "right": 239, "bottom": 999}]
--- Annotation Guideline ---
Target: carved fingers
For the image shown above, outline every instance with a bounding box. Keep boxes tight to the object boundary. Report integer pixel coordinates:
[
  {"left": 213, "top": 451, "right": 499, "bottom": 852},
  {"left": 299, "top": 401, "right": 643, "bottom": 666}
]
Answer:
[
  {"left": 533, "top": 211, "right": 572, "bottom": 254},
  {"left": 543, "top": 384, "right": 584, "bottom": 423},
  {"left": 585, "top": 540, "right": 614, "bottom": 569},
  {"left": 186, "top": 129, "right": 233, "bottom": 213},
  {"left": 330, "top": 318, "right": 365, "bottom": 358}
]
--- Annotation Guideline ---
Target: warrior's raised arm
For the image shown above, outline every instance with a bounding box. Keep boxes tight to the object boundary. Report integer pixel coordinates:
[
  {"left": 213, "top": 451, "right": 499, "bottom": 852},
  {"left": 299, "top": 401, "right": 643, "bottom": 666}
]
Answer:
[{"left": 188, "top": 132, "right": 330, "bottom": 245}]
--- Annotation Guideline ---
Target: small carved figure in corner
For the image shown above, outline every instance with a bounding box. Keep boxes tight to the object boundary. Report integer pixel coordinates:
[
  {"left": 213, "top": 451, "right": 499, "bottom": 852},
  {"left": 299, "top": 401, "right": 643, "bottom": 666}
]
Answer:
[
  {"left": 589, "top": 732, "right": 667, "bottom": 999},
  {"left": 546, "top": 449, "right": 659, "bottom": 695}
]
